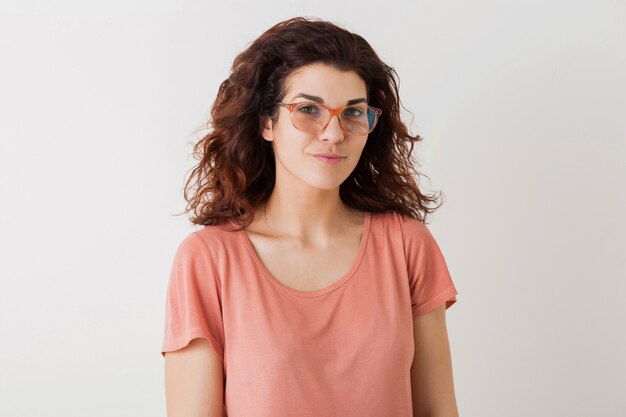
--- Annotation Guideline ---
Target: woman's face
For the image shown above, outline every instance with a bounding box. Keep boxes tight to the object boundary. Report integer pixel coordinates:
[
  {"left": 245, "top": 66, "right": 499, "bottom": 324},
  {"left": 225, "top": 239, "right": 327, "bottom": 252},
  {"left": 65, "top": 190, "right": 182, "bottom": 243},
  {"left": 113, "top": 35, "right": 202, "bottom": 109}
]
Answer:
[{"left": 261, "top": 62, "right": 370, "bottom": 192}]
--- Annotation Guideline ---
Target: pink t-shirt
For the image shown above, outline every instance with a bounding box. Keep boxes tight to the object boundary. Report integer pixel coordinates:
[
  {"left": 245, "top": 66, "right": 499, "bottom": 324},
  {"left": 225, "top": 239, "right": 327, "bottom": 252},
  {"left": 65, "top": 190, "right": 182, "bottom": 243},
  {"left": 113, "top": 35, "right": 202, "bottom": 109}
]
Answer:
[{"left": 161, "top": 210, "right": 458, "bottom": 417}]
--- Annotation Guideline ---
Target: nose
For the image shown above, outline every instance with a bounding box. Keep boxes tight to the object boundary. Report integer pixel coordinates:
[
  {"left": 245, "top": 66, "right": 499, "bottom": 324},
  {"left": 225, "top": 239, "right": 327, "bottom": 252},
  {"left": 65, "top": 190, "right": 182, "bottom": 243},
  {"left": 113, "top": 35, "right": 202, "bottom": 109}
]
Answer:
[{"left": 319, "top": 114, "right": 345, "bottom": 143}]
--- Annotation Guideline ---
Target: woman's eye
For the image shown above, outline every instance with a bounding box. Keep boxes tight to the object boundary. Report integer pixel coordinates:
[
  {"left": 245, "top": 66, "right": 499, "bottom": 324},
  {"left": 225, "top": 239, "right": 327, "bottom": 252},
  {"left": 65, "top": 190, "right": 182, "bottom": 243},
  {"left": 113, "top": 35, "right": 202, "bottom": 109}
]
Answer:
[
  {"left": 343, "top": 107, "right": 364, "bottom": 117},
  {"left": 297, "top": 104, "right": 320, "bottom": 113}
]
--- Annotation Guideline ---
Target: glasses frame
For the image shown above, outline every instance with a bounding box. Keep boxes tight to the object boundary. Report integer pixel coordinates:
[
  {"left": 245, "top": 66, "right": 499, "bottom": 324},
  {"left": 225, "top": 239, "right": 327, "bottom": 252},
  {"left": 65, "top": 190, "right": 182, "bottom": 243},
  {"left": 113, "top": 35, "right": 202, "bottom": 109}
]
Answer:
[{"left": 275, "top": 101, "right": 383, "bottom": 135}]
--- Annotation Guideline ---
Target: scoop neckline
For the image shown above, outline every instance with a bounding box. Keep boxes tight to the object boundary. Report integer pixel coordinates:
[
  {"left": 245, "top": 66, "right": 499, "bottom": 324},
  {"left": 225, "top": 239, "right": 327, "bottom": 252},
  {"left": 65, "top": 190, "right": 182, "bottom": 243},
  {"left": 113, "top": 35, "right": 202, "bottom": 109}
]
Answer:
[{"left": 234, "top": 211, "right": 372, "bottom": 298}]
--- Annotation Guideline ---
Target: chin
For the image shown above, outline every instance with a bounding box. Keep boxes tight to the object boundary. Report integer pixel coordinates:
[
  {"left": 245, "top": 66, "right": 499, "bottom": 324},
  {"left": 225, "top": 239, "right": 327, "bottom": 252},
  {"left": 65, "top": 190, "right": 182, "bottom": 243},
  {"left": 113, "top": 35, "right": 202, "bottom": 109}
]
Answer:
[{"left": 304, "top": 174, "right": 349, "bottom": 190}]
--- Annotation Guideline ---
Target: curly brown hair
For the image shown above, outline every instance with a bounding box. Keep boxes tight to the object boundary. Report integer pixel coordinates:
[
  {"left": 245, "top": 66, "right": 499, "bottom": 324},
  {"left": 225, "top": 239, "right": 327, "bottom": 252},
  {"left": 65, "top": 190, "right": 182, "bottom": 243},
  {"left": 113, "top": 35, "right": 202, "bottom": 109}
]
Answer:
[{"left": 177, "top": 16, "right": 444, "bottom": 230}]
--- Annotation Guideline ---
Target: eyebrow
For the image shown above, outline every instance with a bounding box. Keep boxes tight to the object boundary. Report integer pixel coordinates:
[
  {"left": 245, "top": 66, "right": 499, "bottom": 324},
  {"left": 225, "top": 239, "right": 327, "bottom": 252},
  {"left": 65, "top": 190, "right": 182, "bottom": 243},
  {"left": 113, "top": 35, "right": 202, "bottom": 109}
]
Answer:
[{"left": 291, "top": 93, "right": 367, "bottom": 106}]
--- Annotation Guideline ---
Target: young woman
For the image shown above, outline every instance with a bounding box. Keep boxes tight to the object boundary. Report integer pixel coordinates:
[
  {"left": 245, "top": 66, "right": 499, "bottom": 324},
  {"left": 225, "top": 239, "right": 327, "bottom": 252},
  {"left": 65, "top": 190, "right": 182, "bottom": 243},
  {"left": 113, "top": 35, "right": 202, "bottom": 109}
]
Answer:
[{"left": 161, "top": 16, "right": 459, "bottom": 417}]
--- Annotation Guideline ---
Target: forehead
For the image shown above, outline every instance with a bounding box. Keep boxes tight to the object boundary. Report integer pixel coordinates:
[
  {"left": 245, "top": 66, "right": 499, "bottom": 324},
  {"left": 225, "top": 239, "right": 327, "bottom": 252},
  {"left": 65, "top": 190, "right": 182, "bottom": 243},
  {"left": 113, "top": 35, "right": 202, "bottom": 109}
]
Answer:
[{"left": 284, "top": 63, "right": 367, "bottom": 104}]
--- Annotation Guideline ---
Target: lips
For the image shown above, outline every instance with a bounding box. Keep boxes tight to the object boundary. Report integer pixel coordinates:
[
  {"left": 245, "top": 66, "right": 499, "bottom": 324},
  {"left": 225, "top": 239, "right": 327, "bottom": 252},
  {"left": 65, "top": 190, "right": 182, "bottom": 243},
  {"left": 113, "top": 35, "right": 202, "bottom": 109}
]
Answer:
[
  {"left": 312, "top": 153, "right": 345, "bottom": 158},
  {"left": 312, "top": 154, "right": 345, "bottom": 164}
]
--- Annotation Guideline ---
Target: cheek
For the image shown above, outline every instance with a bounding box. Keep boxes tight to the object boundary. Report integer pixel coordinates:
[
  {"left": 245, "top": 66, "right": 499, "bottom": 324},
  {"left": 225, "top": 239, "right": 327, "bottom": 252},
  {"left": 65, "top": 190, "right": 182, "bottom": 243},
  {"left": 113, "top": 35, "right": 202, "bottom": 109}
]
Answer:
[{"left": 271, "top": 135, "right": 310, "bottom": 168}]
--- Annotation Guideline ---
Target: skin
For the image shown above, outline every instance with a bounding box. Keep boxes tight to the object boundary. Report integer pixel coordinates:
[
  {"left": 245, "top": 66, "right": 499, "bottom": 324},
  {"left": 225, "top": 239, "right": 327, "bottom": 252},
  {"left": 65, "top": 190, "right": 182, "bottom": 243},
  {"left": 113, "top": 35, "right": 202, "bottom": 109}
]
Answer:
[
  {"left": 164, "top": 62, "right": 459, "bottom": 417},
  {"left": 164, "top": 338, "right": 223, "bottom": 417},
  {"left": 255, "top": 61, "right": 369, "bottom": 243},
  {"left": 411, "top": 304, "right": 460, "bottom": 417}
]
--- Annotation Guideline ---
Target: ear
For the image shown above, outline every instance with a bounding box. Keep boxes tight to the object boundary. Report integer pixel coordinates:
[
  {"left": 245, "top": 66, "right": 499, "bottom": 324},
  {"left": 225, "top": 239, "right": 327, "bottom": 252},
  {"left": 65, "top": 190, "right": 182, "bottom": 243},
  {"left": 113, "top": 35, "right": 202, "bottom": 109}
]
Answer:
[{"left": 261, "top": 115, "right": 274, "bottom": 142}]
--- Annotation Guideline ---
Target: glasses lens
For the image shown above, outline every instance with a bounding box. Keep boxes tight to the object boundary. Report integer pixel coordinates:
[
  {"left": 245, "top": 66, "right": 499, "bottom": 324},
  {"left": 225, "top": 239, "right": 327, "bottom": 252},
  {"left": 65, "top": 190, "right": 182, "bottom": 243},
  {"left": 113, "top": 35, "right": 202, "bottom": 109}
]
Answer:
[
  {"left": 293, "top": 103, "right": 329, "bottom": 133},
  {"left": 291, "top": 102, "right": 378, "bottom": 134},
  {"left": 367, "top": 108, "right": 378, "bottom": 131},
  {"left": 340, "top": 105, "right": 373, "bottom": 135}
]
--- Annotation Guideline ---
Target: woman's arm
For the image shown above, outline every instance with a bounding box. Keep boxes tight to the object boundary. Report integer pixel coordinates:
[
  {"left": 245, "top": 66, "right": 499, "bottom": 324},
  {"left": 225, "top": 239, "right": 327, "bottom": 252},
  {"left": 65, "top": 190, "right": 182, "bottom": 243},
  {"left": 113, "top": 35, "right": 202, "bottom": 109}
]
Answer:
[
  {"left": 411, "top": 304, "right": 459, "bottom": 417},
  {"left": 164, "top": 337, "right": 224, "bottom": 417}
]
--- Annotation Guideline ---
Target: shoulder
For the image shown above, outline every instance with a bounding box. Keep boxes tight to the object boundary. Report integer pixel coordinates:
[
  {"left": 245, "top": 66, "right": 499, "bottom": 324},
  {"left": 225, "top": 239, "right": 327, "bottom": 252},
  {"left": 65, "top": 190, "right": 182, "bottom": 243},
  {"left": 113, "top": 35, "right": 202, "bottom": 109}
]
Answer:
[
  {"left": 379, "top": 212, "right": 441, "bottom": 262},
  {"left": 375, "top": 210, "right": 430, "bottom": 240},
  {"left": 169, "top": 225, "right": 238, "bottom": 287},
  {"left": 192, "top": 221, "right": 240, "bottom": 247},
  {"left": 174, "top": 222, "right": 240, "bottom": 260}
]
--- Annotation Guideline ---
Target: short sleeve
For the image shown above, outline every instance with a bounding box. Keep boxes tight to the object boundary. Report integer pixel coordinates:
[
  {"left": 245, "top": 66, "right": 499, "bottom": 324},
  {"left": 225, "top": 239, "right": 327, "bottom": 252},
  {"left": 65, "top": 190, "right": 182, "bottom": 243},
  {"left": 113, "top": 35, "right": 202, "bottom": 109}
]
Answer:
[
  {"left": 161, "top": 231, "right": 225, "bottom": 361},
  {"left": 401, "top": 216, "right": 458, "bottom": 318}
]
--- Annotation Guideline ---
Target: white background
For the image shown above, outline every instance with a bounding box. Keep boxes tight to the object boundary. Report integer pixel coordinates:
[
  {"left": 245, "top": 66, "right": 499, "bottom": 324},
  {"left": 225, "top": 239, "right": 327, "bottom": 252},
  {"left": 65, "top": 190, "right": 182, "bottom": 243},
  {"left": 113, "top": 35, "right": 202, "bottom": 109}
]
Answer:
[{"left": 1, "top": 1, "right": 625, "bottom": 416}]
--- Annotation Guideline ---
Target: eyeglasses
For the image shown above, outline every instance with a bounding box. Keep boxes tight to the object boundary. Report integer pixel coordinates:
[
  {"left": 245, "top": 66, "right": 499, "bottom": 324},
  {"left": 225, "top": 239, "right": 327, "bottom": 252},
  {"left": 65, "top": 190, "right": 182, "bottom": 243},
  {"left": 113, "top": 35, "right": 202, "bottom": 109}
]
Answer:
[{"left": 275, "top": 101, "right": 382, "bottom": 135}]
